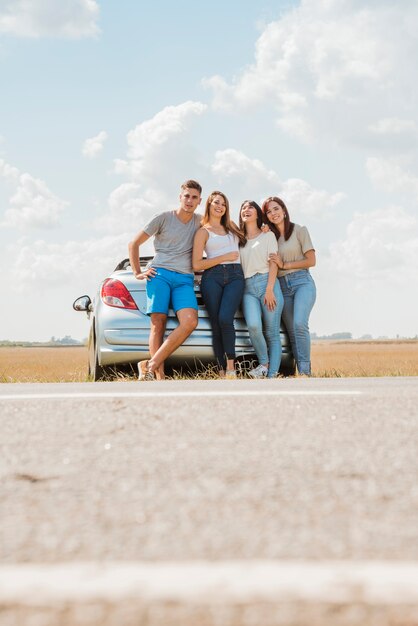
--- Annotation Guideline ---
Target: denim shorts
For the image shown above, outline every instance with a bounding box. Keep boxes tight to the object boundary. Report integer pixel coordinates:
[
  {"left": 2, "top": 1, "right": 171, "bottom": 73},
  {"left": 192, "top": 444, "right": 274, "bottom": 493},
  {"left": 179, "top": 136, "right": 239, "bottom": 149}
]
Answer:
[{"left": 146, "top": 267, "right": 198, "bottom": 315}]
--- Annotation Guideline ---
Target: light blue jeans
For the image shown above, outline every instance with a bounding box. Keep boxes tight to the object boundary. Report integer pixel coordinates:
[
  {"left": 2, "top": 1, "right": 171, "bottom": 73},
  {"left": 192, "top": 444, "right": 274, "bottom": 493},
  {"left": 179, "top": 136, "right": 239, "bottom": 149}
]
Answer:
[
  {"left": 279, "top": 270, "right": 316, "bottom": 376},
  {"left": 242, "top": 273, "right": 284, "bottom": 378}
]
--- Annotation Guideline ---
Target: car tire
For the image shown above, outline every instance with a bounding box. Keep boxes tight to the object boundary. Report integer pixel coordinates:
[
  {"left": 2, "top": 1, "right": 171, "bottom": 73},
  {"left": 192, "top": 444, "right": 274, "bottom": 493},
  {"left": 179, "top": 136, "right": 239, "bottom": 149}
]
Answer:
[{"left": 88, "top": 327, "right": 113, "bottom": 381}]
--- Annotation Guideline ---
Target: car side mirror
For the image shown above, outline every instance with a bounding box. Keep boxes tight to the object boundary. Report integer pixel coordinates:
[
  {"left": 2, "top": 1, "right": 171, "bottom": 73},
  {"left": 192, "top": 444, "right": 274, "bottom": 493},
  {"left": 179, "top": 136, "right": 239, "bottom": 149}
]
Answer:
[{"left": 73, "top": 295, "right": 92, "bottom": 312}]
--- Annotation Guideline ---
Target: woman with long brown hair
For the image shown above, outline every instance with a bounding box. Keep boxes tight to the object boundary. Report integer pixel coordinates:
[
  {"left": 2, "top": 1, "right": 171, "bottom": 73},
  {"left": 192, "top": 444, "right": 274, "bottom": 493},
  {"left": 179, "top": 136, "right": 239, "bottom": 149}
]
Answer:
[
  {"left": 239, "top": 200, "right": 283, "bottom": 379},
  {"left": 262, "top": 196, "right": 316, "bottom": 376},
  {"left": 192, "top": 191, "right": 245, "bottom": 378}
]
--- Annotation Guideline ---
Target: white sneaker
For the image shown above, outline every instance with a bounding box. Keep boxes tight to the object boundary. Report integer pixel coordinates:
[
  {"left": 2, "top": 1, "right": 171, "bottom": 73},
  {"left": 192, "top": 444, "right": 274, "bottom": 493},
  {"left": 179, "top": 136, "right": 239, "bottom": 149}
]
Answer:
[{"left": 248, "top": 364, "right": 268, "bottom": 379}]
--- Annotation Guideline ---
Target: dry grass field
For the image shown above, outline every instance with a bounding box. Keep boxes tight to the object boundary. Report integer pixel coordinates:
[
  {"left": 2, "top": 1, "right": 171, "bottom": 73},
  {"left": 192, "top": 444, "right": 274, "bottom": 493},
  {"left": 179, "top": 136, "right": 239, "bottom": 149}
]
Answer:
[
  {"left": 0, "top": 341, "right": 417, "bottom": 382},
  {"left": 312, "top": 340, "right": 418, "bottom": 378},
  {"left": 0, "top": 347, "right": 89, "bottom": 383}
]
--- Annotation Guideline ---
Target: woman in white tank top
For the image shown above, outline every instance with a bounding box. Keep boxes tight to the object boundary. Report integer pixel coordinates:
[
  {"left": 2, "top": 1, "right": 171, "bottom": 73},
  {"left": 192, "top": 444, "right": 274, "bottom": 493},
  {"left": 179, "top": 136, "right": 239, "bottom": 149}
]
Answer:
[{"left": 192, "top": 191, "right": 245, "bottom": 378}]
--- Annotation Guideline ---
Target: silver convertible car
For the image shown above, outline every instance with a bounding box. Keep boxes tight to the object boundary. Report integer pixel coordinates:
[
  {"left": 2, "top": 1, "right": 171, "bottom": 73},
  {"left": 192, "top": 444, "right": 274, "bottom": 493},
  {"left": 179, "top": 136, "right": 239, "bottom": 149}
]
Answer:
[{"left": 73, "top": 257, "right": 295, "bottom": 380}]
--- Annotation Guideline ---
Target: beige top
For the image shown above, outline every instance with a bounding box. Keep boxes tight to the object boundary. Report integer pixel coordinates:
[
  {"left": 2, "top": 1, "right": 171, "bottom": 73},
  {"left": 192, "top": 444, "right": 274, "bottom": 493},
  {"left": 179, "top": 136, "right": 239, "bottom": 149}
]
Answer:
[
  {"left": 239, "top": 231, "right": 278, "bottom": 279},
  {"left": 277, "top": 224, "right": 314, "bottom": 277}
]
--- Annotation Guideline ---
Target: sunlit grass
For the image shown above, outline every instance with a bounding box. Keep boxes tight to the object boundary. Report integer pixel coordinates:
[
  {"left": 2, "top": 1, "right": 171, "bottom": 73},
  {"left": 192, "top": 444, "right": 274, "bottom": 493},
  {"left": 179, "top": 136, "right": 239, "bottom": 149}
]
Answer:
[
  {"left": 311, "top": 340, "right": 418, "bottom": 378},
  {"left": 0, "top": 346, "right": 89, "bottom": 383},
  {"left": 1, "top": 341, "right": 417, "bottom": 382}
]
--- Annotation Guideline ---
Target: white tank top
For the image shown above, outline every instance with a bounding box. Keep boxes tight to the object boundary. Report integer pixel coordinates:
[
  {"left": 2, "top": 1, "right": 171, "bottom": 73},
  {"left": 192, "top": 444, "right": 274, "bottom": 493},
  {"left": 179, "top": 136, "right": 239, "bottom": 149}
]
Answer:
[{"left": 204, "top": 230, "right": 240, "bottom": 264}]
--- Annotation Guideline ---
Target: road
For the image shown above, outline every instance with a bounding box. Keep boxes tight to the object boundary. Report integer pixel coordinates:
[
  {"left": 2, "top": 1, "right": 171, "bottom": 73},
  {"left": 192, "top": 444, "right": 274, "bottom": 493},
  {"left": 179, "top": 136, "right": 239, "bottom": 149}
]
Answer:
[{"left": 1, "top": 376, "right": 418, "bottom": 625}]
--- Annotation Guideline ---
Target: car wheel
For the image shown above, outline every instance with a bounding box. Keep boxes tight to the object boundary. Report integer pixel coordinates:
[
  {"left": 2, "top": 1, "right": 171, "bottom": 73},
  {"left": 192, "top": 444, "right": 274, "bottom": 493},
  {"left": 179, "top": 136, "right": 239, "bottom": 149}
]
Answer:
[{"left": 88, "top": 327, "right": 113, "bottom": 381}]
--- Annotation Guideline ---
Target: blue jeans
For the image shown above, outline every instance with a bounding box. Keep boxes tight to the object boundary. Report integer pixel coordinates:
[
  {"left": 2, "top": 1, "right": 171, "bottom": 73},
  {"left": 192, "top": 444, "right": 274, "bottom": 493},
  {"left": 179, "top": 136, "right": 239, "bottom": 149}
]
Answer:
[
  {"left": 242, "top": 273, "right": 283, "bottom": 378},
  {"left": 279, "top": 270, "right": 316, "bottom": 376},
  {"left": 200, "top": 264, "right": 245, "bottom": 370}
]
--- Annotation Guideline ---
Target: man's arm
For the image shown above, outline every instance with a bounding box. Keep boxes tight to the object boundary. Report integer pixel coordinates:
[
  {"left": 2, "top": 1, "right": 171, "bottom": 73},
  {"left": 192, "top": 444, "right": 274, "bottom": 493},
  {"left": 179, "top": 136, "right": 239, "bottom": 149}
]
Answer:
[{"left": 128, "top": 230, "right": 155, "bottom": 280}]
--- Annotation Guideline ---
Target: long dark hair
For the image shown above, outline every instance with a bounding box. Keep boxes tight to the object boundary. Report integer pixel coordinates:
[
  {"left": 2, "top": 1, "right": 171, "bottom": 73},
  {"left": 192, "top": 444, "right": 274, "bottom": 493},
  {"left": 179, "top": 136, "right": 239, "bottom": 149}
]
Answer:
[
  {"left": 239, "top": 200, "right": 264, "bottom": 246},
  {"left": 202, "top": 191, "right": 245, "bottom": 245},
  {"left": 262, "top": 196, "right": 294, "bottom": 241}
]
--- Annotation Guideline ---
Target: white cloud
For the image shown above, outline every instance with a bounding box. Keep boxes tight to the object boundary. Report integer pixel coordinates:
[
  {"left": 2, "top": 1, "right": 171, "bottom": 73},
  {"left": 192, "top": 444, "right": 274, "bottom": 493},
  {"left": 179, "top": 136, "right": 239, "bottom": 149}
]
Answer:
[
  {"left": 0, "top": 158, "right": 19, "bottom": 181},
  {"left": 328, "top": 206, "right": 418, "bottom": 280},
  {"left": 114, "top": 101, "right": 207, "bottom": 180},
  {"left": 314, "top": 203, "right": 418, "bottom": 337},
  {"left": 0, "top": 0, "right": 99, "bottom": 38},
  {"left": 211, "top": 148, "right": 344, "bottom": 218},
  {"left": 82, "top": 130, "right": 108, "bottom": 158},
  {"left": 1, "top": 171, "right": 68, "bottom": 229},
  {"left": 368, "top": 118, "right": 418, "bottom": 136},
  {"left": 210, "top": 148, "right": 280, "bottom": 214},
  {"left": 280, "top": 179, "right": 345, "bottom": 218},
  {"left": 366, "top": 157, "right": 418, "bottom": 198},
  {"left": 10, "top": 234, "right": 129, "bottom": 289},
  {"left": 128, "top": 101, "right": 207, "bottom": 158},
  {"left": 212, "top": 148, "right": 279, "bottom": 184},
  {"left": 96, "top": 183, "right": 166, "bottom": 234},
  {"left": 204, "top": 0, "right": 418, "bottom": 149},
  {"left": 98, "top": 102, "right": 209, "bottom": 235},
  {"left": 109, "top": 103, "right": 344, "bottom": 230}
]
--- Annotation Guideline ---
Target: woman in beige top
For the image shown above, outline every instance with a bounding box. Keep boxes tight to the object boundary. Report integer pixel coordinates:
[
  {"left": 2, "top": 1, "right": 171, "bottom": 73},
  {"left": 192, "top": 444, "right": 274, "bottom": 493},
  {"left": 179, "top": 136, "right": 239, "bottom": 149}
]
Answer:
[{"left": 262, "top": 196, "right": 316, "bottom": 376}]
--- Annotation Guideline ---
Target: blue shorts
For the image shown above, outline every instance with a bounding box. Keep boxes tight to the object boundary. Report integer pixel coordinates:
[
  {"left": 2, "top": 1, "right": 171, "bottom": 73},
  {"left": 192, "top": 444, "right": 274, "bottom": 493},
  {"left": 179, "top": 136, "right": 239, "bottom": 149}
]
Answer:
[{"left": 146, "top": 267, "right": 198, "bottom": 315}]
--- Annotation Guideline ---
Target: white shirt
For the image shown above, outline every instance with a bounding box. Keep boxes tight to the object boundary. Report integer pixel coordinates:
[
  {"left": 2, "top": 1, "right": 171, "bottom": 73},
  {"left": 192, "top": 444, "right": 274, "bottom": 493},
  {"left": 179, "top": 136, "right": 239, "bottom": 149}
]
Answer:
[{"left": 239, "top": 231, "right": 278, "bottom": 279}]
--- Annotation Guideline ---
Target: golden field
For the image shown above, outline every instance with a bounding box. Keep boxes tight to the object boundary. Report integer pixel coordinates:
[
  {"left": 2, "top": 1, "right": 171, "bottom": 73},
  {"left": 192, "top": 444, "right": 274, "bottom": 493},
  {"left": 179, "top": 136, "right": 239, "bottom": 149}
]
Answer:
[
  {"left": 0, "top": 341, "right": 417, "bottom": 382},
  {"left": 0, "top": 346, "right": 89, "bottom": 383},
  {"left": 312, "top": 340, "right": 418, "bottom": 377}
]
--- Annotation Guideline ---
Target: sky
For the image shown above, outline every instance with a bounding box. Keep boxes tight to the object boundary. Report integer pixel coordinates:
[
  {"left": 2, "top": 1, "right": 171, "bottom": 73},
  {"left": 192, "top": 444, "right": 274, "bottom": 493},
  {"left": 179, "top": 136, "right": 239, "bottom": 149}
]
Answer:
[{"left": 0, "top": 0, "right": 417, "bottom": 341}]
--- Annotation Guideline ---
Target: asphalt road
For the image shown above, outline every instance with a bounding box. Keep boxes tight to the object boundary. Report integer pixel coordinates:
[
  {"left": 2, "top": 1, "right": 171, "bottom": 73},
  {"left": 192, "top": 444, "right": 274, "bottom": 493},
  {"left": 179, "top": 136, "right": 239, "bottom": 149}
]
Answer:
[{"left": 1, "top": 376, "right": 418, "bottom": 563}]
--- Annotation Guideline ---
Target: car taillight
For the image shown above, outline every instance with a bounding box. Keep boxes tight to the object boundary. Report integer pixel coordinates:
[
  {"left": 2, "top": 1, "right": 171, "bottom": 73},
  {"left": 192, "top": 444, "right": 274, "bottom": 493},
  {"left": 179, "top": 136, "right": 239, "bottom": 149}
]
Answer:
[{"left": 101, "top": 279, "right": 138, "bottom": 309}]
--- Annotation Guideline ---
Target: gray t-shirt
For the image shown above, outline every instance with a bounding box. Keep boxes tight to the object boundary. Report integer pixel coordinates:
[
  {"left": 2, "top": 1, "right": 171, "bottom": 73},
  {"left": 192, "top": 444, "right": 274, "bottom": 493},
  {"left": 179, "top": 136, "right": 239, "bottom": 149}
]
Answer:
[{"left": 143, "top": 210, "right": 202, "bottom": 274}]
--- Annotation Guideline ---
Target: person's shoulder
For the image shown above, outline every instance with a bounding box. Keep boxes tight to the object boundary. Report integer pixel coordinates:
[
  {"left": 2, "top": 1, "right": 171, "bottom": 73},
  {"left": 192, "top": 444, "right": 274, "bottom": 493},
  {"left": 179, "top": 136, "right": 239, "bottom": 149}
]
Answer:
[
  {"left": 143, "top": 211, "right": 164, "bottom": 232},
  {"left": 157, "top": 210, "right": 176, "bottom": 226},
  {"left": 264, "top": 230, "right": 277, "bottom": 241},
  {"left": 294, "top": 223, "right": 311, "bottom": 236},
  {"left": 196, "top": 225, "right": 209, "bottom": 237},
  {"left": 147, "top": 210, "right": 170, "bottom": 223}
]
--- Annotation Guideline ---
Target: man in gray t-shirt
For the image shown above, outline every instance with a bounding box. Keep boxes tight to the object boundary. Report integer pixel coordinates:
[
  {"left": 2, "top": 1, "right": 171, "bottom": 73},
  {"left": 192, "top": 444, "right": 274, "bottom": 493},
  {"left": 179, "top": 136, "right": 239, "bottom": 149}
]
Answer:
[{"left": 128, "top": 180, "right": 202, "bottom": 381}]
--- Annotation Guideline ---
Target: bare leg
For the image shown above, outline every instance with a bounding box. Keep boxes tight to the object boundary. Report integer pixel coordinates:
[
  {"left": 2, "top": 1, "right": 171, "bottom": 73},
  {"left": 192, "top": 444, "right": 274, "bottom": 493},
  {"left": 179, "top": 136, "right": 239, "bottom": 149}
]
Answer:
[
  {"left": 148, "top": 308, "right": 198, "bottom": 372},
  {"left": 149, "top": 313, "right": 167, "bottom": 380}
]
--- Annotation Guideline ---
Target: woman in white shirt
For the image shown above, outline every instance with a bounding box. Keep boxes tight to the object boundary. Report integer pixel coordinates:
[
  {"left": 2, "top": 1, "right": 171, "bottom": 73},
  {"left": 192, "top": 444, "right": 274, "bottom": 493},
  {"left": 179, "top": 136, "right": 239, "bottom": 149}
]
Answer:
[
  {"left": 262, "top": 196, "right": 316, "bottom": 376},
  {"left": 193, "top": 191, "right": 245, "bottom": 378},
  {"left": 239, "top": 200, "right": 284, "bottom": 378}
]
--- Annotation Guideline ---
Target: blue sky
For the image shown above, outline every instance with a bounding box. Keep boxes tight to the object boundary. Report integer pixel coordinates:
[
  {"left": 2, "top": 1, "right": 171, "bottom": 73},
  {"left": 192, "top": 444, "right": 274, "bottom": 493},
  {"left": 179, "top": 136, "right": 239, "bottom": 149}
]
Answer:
[{"left": 1, "top": 0, "right": 417, "bottom": 341}]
